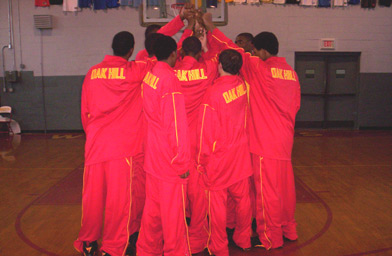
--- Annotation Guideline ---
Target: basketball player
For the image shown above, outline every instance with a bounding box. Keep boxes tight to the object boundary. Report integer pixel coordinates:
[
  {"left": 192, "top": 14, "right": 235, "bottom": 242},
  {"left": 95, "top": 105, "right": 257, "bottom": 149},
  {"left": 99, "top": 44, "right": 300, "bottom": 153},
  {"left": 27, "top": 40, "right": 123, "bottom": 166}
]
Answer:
[
  {"left": 202, "top": 13, "right": 301, "bottom": 250},
  {"left": 136, "top": 35, "right": 191, "bottom": 256},
  {"left": 74, "top": 31, "right": 155, "bottom": 256},
  {"left": 173, "top": 36, "right": 220, "bottom": 254},
  {"left": 125, "top": 7, "right": 195, "bottom": 254},
  {"left": 197, "top": 49, "right": 252, "bottom": 256},
  {"left": 235, "top": 33, "right": 254, "bottom": 53}
]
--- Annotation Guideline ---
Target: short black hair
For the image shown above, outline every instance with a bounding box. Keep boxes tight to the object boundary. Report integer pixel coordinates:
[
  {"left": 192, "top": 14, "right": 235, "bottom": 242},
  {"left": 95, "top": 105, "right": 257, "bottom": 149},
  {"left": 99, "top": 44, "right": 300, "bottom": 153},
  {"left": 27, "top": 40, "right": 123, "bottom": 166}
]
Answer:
[
  {"left": 182, "top": 36, "right": 202, "bottom": 56},
  {"left": 145, "top": 24, "right": 162, "bottom": 38},
  {"left": 219, "top": 49, "right": 243, "bottom": 75},
  {"left": 145, "top": 33, "right": 164, "bottom": 56},
  {"left": 237, "top": 32, "right": 253, "bottom": 41},
  {"left": 153, "top": 35, "right": 177, "bottom": 61},
  {"left": 112, "top": 31, "right": 135, "bottom": 56},
  {"left": 252, "top": 32, "right": 279, "bottom": 55}
]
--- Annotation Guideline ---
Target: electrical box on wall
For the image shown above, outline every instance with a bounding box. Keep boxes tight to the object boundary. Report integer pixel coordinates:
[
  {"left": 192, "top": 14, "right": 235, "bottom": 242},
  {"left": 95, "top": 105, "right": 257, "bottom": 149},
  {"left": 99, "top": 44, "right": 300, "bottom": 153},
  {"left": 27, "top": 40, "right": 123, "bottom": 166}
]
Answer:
[{"left": 5, "top": 71, "right": 19, "bottom": 83}]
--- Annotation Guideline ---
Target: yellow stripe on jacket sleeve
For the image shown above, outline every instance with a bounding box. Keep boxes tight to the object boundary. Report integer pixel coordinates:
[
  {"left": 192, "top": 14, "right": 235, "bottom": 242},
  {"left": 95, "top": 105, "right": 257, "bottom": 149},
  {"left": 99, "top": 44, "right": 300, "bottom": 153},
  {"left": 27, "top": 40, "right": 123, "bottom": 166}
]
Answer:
[{"left": 197, "top": 104, "right": 208, "bottom": 164}]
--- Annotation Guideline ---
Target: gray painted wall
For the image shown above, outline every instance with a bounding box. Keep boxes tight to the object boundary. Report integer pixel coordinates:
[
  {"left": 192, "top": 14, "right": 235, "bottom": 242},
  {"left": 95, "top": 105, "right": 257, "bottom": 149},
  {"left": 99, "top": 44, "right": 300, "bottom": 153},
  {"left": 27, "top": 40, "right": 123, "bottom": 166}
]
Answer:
[
  {"left": 0, "top": 73, "right": 84, "bottom": 131},
  {"left": 359, "top": 73, "right": 392, "bottom": 127},
  {"left": 0, "top": 1, "right": 391, "bottom": 130}
]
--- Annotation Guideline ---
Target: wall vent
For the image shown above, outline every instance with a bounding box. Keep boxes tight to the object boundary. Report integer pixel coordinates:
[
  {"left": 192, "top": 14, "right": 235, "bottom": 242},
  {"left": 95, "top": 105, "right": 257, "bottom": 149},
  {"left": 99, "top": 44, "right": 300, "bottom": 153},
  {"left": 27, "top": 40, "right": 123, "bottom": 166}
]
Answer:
[{"left": 34, "top": 15, "right": 53, "bottom": 29}]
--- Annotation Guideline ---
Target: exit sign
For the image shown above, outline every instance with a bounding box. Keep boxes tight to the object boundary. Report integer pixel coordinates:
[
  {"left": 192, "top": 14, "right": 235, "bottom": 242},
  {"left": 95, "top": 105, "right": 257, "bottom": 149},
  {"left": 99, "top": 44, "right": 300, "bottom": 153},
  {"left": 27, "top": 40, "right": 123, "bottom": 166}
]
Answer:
[{"left": 320, "top": 38, "right": 336, "bottom": 50}]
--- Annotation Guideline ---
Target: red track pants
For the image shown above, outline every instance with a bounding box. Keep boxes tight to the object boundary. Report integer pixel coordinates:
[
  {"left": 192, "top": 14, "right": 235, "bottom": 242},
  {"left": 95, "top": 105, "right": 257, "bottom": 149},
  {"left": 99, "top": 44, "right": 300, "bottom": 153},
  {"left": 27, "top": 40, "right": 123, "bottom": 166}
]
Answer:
[
  {"left": 129, "top": 153, "right": 145, "bottom": 235},
  {"left": 226, "top": 176, "right": 257, "bottom": 229},
  {"left": 188, "top": 165, "right": 209, "bottom": 253},
  {"left": 136, "top": 174, "right": 191, "bottom": 256},
  {"left": 74, "top": 156, "right": 136, "bottom": 256},
  {"left": 251, "top": 154, "right": 297, "bottom": 249},
  {"left": 207, "top": 178, "right": 252, "bottom": 256}
]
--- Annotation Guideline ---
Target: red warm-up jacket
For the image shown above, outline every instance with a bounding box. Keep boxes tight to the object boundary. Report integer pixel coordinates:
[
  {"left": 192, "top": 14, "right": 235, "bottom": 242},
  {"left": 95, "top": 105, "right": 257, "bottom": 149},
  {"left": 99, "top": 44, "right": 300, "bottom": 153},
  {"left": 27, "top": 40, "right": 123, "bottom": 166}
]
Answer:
[
  {"left": 142, "top": 61, "right": 191, "bottom": 183},
  {"left": 174, "top": 55, "right": 219, "bottom": 156},
  {"left": 81, "top": 55, "right": 153, "bottom": 165},
  {"left": 197, "top": 75, "right": 253, "bottom": 190},
  {"left": 210, "top": 29, "right": 301, "bottom": 160}
]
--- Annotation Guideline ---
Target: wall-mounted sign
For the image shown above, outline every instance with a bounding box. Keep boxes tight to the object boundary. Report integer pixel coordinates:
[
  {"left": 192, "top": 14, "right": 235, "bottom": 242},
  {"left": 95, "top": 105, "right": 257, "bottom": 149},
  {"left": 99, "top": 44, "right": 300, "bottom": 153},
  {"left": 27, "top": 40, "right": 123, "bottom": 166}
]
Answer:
[{"left": 320, "top": 38, "right": 336, "bottom": 50}]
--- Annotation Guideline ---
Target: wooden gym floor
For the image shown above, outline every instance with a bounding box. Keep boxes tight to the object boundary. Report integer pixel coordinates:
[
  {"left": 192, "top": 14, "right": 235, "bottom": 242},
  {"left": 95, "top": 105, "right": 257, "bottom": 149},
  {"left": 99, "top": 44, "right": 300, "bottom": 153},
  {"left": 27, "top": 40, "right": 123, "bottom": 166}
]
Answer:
[{"left": 0, "top": 130, "right": 391, "bottom": 256}]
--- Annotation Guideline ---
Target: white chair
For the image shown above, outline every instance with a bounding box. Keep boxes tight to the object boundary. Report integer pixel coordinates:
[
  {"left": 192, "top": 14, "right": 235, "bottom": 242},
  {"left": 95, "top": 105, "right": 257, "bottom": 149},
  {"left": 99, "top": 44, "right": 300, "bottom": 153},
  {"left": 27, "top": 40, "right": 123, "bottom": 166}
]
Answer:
[{"left": 0, "top": 106, "right": 13, "bottom": 134}]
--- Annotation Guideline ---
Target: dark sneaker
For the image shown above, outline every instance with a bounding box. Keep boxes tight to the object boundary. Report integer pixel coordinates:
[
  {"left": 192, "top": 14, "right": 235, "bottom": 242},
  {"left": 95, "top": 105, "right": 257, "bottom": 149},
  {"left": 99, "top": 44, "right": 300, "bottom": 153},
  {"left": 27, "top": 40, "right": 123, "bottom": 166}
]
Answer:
[
  {"left": 251, "top": 218, "right": 257, "bottom": 233},
  {"left": 82, "top": 241, "right": 98, "bottom": 256},
  {"left": 251, "top": 236, "right": 264, "bottom": 248},
  {"left": 125, "top": 232, "right": 139, "bottom": 256},
  {"left": 226, "top": 228, "right": 235, "bottom": 246},
  {"left": 283, "top": 236, "right": 298, "bottom": 242}
]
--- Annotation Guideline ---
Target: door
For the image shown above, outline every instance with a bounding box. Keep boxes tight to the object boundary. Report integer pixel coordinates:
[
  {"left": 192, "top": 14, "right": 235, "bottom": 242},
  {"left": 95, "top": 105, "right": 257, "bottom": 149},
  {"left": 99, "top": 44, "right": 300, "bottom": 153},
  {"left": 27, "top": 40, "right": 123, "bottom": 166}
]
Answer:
[{"left": 295, "top": 52, "right": 360, "bottom": 129}]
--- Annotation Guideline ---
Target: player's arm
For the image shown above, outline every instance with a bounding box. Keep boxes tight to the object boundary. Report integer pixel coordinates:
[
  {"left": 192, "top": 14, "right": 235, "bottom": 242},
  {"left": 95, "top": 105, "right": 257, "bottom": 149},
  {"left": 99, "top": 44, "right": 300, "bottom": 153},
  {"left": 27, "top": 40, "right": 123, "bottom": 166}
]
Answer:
[
  {"left": 295, "top": 76, "right": 301, "bottom": 113},
  {"left": 201, "top": 31, "right": 220, "bottom": 60},
  {"left": 177, "top": 13, "right": 195, "bottom": 56},
  {"left": 196, "top": 99, "right": 217, "bottom": 175},
  {"left": 134, "top": 58, "right": 156, "bottom": 82},
  {"left": 135, "top": 49, "right": 148, "bottom": 61},
  {"left": 80, "top": 75, "right": 90, "bottom": 131},
  {"left": 161, "top": 79, "right": 191, "bottom": 178},
  {"left": 158, "top": 3, "right": 195, "bottom": 36},
  {"left": 201, "top": 13, "right": 237, "bottom": 51},
  {"left": 203, "top": 13, "right": 262, "bottom": 79}
]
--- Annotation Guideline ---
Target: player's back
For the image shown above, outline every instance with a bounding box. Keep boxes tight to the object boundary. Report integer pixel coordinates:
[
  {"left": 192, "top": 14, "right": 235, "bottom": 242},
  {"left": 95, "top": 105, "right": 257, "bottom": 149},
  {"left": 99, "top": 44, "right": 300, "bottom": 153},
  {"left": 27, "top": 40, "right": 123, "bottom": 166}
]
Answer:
[
  {"left": 243, "top": 56, "right": 301, "bottom": 160},
  {"left": 174, "top": 56, "right": 218, "bottom": 155},
  {"left": 82, "top": 56, "right": 151, "bottom": 165},
  {"left": 142, "top": 61, "right": 190, "bottom": 183},
  {"left": 200, "top": 75, "right": 252, "bottom": 190}
]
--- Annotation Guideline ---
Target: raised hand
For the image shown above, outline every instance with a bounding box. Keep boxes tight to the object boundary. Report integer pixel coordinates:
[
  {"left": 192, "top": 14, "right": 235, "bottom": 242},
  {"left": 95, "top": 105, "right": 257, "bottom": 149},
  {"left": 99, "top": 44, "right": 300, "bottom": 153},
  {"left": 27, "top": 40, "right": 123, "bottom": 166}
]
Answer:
[
  {"left": 202, "top": 12, "right": 215, "bottom": 31},
  {"left": 198, "top": 28, "right": 208, "bottom": 53},
  {"left": 180, "top": 3, "right": 195, "bottom": 21}
]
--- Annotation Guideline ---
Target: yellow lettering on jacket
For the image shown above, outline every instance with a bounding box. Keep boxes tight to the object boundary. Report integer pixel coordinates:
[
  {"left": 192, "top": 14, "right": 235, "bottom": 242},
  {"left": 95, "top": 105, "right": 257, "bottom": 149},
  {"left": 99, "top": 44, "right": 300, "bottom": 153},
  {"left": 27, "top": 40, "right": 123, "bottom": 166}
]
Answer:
[
  {"left": 175, "top": 69, "right": 208, "bottom": 82},
  {"left": 271, "top": 68, "right": 297, "bottom": 81},
  {"left": 91, "top": 69, "right": 96, "bottom": 79},
  {"left": 222, "top": 83, "right": 247, "bottom": 104},
  {"left": 91, "top": 68, "right": 126, "bottom": 80},
  {"left": 143, "top": 72, "right": 159, "bottom": 90}
]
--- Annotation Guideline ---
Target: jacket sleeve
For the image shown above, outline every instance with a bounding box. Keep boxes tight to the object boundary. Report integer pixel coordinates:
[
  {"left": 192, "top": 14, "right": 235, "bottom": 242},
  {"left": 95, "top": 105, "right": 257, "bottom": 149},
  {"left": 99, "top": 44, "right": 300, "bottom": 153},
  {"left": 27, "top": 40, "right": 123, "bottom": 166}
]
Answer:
[
  {"left": 210, "top": 28, "right": 263, "bottom": 79},
  {"left": 135, "top": 59, "right": 156, "bottom": 82},
  {"left": 157, "top": 15, "right": 185, "bottom": 36},
  {"left": 203, "top": 31, "right": 221, "bottom": 60},
  {"left": 295, "top": 72, "right": 301, "bottom": 113},
  {"left": 205, "top": 57, "right": 219, "bottom": 80},
  {"left": 135, "top": 49, "right": 148, "bottom": 61},
  {"left": 161, "top": 88, "right": 190, "bottom": 175},
  {"left": 210, "top": 28, "right": 242, "bottom": 52},
  {"left": 177, "top": 29, "right": 193, "bottom": 54},
  {"left": 196, "top": 101, "right": 218, "bottom": 174},
  {"left": 81, "top": 74, "right": 90, "bottom": 131}
]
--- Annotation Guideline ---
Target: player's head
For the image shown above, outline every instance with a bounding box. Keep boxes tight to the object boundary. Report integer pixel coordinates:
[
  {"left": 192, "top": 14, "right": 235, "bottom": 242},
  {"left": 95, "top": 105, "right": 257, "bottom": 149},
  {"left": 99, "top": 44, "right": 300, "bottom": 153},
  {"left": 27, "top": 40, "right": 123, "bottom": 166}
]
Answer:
[
  {"left": 235, "top": 32, "right": 253, "bottom": 53},
  {"left": 153, "top": 35, "right": 177, "bottom": 67},
  {"left": 112, "top": 31, "right": 135, "bottom": 59},
  {"left": 218, "top": 49, "right": 243, "bottom": 75},
  {"left": 145, "top": 24, "right": 162, "bottom": 38},
  {"left": 181, "top": 36, "right": 202, "bottom": 59},
  {"left": 145, "top": 33, "right": 164, "bottom": 57},
  {"left": 252, "top": 32, "right": 279, "bottom": 60}
]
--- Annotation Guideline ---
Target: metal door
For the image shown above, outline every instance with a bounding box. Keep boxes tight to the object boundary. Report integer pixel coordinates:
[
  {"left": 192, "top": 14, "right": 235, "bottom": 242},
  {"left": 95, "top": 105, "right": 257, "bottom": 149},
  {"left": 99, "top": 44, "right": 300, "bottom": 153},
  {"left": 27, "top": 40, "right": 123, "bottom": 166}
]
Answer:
[{"left": 295, "top": 52, "right": 360, "bottom": 128}]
